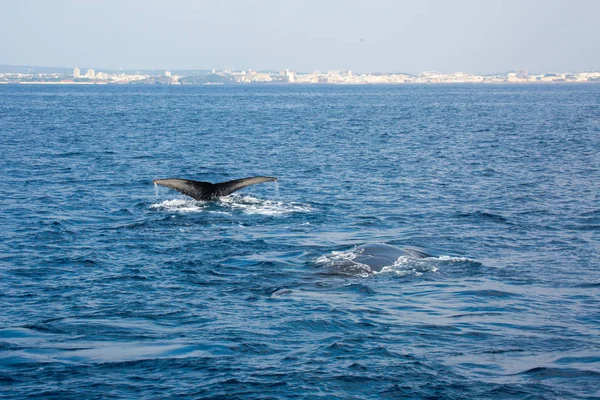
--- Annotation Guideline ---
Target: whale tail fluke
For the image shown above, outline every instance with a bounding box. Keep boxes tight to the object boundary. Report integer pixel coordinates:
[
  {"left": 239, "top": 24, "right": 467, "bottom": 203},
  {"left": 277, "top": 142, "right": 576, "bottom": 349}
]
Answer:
[
  {"left": 214, "top": 176, "right": 277, "bottom": 197},
  {"left": 153, "top": 176, "right": 277, "bottom": 201}
]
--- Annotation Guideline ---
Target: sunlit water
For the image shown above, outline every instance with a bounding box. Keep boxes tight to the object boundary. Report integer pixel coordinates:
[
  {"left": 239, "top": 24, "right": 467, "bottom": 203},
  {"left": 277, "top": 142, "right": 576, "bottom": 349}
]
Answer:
[{"left": 1, "top": 84, "right": 599, "bottom": 399}]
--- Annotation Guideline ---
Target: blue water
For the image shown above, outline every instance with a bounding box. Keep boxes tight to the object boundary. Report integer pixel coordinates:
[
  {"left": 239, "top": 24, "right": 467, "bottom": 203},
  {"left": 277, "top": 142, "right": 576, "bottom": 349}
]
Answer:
[{"left": 1, "top": 84, "right": 599, "bottom": 399}]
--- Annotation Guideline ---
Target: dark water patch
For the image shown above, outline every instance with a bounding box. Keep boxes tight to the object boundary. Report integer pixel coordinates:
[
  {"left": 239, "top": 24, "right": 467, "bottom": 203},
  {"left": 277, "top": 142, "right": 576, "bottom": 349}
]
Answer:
[
  {"left": 554, "top": 355, "right": 600, "bottom": 365},
  {"left": 450, "top": 312, "right": 505, "bottom": 319},
  {"left": 580, "top": 208, "right": 600, "bottom": 218},
  {"left": 110, "top": 208, "right": 135, "bottom": 216},
  {"left": 481, "top": 348, "right": 525, "bottom": 354},
  {"left": 339, "top": 283, "right": 376, "bottom": 295},
  {"left": 564, "top": 223, "right": 600, "bottom": 231},
  {"left": 0, "top": 342, "right": 23, "bottom": 351},
  {"left": 19, "top": 323, "right": 71, "bottom": 335},
  {"left": 284, "top": 318, "right": 350, "bottom": 333},
  {"left": 94, "top": 273, "right": 149, "bottom": 283},
  {"left": 0, "top": 374, "right": 20, "bottom": 383},
  {"left": 456, "top": 211, "right": 510, "bottom": 224},
  {"left": 518, "top": 366, "right": 600, "bottom": 379},
  {"left": 456, "top": 289, "right": 522, "bottom": 299},
  {"left": 270, "top": 288, "right": 294, "bottom": 298},
  {"left": 573, "top": 282, "right": 600, "bottom": 288}
]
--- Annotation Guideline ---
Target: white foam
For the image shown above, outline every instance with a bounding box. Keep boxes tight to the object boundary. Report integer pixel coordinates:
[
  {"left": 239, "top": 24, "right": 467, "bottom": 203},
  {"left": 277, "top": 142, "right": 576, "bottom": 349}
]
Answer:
[
  {"left": 379, "top": 256, "right": 439, "bottom": 276},
  {"left": 437, "top": 255, "right": 472, "bottom": 262},
  {"left": 150, "top": 199, "right": 208, "bottom": 214},
  {"left": 316, "top": 247, "right": 373, "bottom": 277},
  {"left": 150, "top": 195, "right": 313, "bottom": 216},
  {"left": 218, "top": 195, "right": 314, "bottom": 216},
  {"left": 316, "top": 247, "right": 359, "bottom": 265}
]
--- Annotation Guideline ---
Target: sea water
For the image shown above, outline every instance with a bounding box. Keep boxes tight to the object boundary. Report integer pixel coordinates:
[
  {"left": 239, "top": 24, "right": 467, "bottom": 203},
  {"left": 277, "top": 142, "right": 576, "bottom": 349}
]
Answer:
[{"left": 1, "top": 84, "right": 599, "bottom": 399}]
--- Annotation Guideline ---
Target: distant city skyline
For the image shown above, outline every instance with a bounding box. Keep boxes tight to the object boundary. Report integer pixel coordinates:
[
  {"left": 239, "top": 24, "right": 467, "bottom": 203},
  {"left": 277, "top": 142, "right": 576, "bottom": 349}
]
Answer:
[
  {"left": 3, "top": 65, "right": 600, "bottom": 85},
  {"left": 3, "top": 63, "right": 600, "bottom": 76},
  {"left": 1, "top": 0, "right": 599, "bottom": 74}
]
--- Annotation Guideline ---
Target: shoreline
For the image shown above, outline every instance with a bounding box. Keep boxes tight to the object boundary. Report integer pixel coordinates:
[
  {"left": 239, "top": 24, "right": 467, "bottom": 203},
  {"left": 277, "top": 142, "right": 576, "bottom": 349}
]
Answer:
[{"left": 1, "top": 81, "right": 598, "bottom": 86}]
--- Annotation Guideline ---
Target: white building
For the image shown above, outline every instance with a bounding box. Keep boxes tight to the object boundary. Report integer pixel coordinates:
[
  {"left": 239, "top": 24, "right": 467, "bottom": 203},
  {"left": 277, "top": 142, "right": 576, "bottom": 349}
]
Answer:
[{"left": 73, "top": 67, "right": 80, "bottom": 78}]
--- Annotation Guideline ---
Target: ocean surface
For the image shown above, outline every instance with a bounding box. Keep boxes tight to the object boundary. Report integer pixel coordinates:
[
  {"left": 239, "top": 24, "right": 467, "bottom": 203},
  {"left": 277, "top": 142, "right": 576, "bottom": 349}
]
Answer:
[{"left": 1, "top": 83, "right": 599, "bottom": 399}]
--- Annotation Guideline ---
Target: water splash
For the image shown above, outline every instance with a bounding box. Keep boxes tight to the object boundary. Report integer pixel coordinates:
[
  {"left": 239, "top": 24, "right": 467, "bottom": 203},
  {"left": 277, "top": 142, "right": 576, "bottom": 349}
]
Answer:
[
  {"left": 219, "top": 195, "right": 313, "bottom": 216},
  {"left": 379, "top": 256, "right": 439, "bottom": 276},
  {"left": 316, "top": 248, "right": 373, "bottom": 277},
  {"left": 150, "top": 199, "right": 209, "bottom": 214},
  {"left": 150, "top": 195, "right": 313, "bottom": 216}
]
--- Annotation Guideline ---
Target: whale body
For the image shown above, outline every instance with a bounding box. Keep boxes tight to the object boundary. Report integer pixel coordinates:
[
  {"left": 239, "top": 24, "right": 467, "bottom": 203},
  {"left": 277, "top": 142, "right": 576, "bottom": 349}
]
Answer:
[
  {"left": 317, "top": 243, "right": 432, "bottom": 276},
  {"left": 153, "top": 176, "right": 277, "bottom": 201},
  {"left": 353, "top": 244, "right": 431, "bottom": 272}
]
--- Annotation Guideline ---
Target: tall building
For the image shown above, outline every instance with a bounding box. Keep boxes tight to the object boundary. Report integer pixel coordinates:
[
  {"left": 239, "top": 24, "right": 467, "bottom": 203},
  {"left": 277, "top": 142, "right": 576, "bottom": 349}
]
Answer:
[
  {"left": 165, "top": 71, "right": 172, "bottom": 77},
  {"left": 281, "top": 69, "right": 295, "bottom": 82},
  {"left": 516, "top": 69, "right": 528, "bottom": 79},
  {"left": 286, "top": 70, "right": 295, "bottom": 83},
  {"left": 86, "top": 69, "right": 95, "bottom": 79},
  {"left": 73, "top": 67, "right": 80, "bottom": 78}
]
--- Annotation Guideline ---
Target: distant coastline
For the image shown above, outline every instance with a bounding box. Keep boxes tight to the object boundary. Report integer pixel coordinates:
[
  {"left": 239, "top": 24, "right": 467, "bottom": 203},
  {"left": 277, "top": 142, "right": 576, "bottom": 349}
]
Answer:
[{"left": 1, "top": 65, "right": 599, "bottom": 85}]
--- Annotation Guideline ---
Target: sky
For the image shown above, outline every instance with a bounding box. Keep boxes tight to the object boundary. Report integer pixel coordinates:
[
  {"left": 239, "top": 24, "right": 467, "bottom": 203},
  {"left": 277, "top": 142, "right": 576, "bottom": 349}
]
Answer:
[{"left": 1, "top": 0, "right": 599, "bottom": 74}]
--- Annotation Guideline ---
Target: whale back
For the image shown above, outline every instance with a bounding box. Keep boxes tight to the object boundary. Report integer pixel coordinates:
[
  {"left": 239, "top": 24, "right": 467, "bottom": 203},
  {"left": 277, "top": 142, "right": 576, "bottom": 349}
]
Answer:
[
  {"left": 354, "top": 244, "right": 405, "bottom": 272},
  {"left": 354, "top": 244, "right": 431, "bottom": 272}
]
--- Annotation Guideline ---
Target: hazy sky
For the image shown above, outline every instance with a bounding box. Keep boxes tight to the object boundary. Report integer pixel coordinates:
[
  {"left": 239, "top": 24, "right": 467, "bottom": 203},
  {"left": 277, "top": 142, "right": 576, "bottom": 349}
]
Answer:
[{"left": 1, "top": 0, "right": 598, "bottom": 73}]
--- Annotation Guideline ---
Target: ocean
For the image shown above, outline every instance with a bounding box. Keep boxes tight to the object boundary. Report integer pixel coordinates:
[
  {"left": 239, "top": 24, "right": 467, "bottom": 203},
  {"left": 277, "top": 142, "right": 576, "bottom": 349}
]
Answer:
[{"left": 1, "top": 83, "right": 599, "bottom": 399}]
